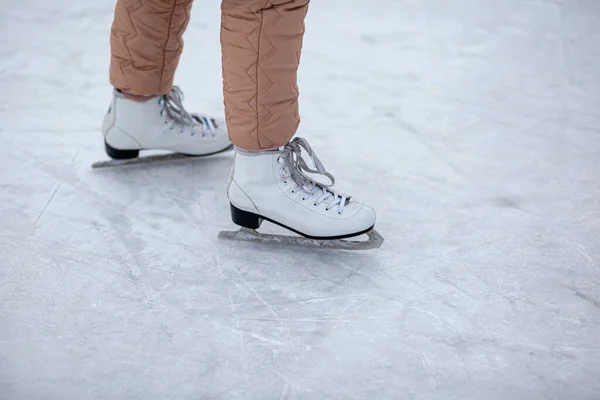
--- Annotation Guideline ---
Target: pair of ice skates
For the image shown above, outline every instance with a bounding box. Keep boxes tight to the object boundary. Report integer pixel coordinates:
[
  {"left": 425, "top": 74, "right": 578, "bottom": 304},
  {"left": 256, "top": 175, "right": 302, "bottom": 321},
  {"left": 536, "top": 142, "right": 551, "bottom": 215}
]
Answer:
[{"left": 99, "top": 88, "right": 382, "bottom": 249}]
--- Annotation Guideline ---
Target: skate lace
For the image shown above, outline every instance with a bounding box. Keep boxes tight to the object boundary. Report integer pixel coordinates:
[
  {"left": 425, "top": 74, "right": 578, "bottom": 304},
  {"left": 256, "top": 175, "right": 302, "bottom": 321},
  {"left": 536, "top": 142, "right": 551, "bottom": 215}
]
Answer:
[
  {"left": 159, "top": 86, "right": 218, "bottom": 138},
  {"left": 278, "top": 137, "right": 348, "bottom": 215}
]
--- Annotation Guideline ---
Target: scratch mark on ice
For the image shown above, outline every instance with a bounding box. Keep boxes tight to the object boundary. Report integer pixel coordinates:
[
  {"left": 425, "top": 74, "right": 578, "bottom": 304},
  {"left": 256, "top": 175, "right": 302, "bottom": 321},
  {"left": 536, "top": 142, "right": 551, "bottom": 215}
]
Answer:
[
  {"left": 228, "top": 290, "right": 251, "bottom": 399},
  {"left": 34, "top": 182, "right": 61, "bottom": 225},
  {"left": 280, "top": 381, "right": 290, "bottom": 400},
  {"left": 574, "top": 290, "right": 600, "bottom": 310},
  {"left": 146, "top": 173, "right": 228, "bottom": 279},
  {"left": 411, "top": 307, "right": 452, "bottom": 330},
  {"left": 434, "top": 273, "right": 478, "bottom": 300},
  {"left": 240, "top": 316, "right": 361, "bottom": 324},
  {"left": 297, "top": 295, "right": 368, "bottom": 304},
  {"left": 232, "top": 266, "right": 279, "bottom": 318},
  {"left": 232, "top": 330, "right": 288, "bottom": 347},
  {"left": 577, "top": 244, "right": 596, "bottom": 266},
  {"left": 70, "top": 140, "right": 82, "bottom": 162},
  {"left": 420, "top": 354, "right": 438, "bottom": 390},
  {"left": 455, "top": 354, "right": 470, "bottom": 382}
]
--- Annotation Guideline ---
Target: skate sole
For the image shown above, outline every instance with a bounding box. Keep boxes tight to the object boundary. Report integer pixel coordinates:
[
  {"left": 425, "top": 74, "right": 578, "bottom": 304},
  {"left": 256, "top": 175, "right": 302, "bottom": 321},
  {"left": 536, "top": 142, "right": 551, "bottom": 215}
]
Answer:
[
  {"left": 92, "top": 142, "right": 234, "bottom": 169},
  {"left": 228, "top": 203, "right": 378, "bottom": 241}
]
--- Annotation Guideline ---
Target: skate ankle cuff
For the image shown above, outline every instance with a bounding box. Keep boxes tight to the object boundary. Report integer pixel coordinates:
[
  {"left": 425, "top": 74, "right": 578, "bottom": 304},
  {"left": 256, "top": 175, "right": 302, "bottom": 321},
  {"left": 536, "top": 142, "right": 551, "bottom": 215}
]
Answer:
[{"left": 234, "top": 146, "right": 281, "bottom": 156}]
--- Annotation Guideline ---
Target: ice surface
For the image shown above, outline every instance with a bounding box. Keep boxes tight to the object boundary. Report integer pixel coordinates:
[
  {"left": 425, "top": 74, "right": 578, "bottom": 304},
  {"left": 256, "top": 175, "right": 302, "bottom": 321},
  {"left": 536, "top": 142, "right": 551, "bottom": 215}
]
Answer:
[{"left": 1, "top": 0, "right": 600, "bottom": 399}]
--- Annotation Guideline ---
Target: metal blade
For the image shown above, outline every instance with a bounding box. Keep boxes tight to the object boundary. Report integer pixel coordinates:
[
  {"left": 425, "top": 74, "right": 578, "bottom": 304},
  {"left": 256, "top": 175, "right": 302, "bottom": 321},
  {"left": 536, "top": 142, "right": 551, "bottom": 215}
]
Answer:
[
  {"left": 91, "top": 153, "right": 195, "bottom": 169},
  {"left": 218, "top": 228, "right": 384, "bottom": 250},
  {"left": 91, "top": 145, "right": 233, "bottom": 169}
]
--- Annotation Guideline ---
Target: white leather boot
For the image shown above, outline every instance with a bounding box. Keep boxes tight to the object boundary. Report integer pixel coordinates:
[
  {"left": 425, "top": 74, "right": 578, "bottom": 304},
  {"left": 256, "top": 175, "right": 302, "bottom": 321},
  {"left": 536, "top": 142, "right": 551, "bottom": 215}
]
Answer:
[
  {"left": 227, "top": 138, "right": 376, "bottom": 239},
  {"left": 101, "top": 86, "right": 232, "bottom": 159}
]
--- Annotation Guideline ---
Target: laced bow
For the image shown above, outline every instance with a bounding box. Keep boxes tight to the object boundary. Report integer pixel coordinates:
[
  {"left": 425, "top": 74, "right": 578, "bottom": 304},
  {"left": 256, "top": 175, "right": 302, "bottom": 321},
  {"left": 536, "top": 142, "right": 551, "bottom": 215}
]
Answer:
[
  {"left": 278, "top": 138, "right": 348, "bottom": 214},
  {"left": 159, "top": 86, "right": 217, "bottom": 137}
]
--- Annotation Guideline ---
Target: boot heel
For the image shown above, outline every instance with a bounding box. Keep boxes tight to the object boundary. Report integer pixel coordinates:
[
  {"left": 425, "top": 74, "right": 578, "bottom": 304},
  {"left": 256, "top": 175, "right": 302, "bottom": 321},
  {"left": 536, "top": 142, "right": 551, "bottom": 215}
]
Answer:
[
  {"left": 105, "top": 141, "right": 139, "bottom": 160},
  {"left": 230, "top": 204, "right": 263, "bottom": 230}
]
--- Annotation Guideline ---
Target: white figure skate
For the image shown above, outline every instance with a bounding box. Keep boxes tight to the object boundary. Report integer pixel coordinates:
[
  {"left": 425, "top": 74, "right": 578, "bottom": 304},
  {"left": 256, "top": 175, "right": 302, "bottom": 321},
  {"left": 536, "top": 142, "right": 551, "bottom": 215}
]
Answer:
[
  {"left": 94, "top": 86, "right": 232, "bottom": 168},
  {"left": 219, "top": 138, "right": 383, "bottom": 250}
]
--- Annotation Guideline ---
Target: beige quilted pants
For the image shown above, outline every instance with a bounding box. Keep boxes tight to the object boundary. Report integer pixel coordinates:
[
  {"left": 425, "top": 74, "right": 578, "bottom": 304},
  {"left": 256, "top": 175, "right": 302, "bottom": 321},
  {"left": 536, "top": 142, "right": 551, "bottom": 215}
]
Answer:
[{"left": 110, "top": 0, "right": 309, "bottom": 150}]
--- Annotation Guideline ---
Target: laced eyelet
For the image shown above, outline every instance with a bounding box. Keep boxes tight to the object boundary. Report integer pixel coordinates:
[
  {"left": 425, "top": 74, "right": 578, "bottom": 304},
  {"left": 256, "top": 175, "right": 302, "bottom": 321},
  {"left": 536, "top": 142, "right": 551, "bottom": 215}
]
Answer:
[
  {"left": 338, "top": 211, "right": 342, "bottom": 215},
  {"left": 277, "top": 157, "right": 284, "bottom": 164}
]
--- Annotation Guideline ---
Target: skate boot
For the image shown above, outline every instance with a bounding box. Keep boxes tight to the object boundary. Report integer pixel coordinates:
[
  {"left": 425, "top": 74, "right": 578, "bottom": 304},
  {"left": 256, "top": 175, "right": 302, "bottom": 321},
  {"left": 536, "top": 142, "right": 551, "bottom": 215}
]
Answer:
[
  {"left": 227, "top": 138, "right": 376, "bottom": 240},
  {"left": 101, "top": 86, "right": 232, "bottom": 160}
]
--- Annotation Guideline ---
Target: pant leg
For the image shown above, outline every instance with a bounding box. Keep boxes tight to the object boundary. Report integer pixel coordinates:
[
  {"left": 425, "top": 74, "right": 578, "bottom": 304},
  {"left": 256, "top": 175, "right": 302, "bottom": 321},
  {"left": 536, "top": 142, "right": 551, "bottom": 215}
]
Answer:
[
  {"left": 221, "top": 0, "right": 309, "bottom": 150},
  {"left": 110, "top": 0, "right": 194, "bottom": 96}
]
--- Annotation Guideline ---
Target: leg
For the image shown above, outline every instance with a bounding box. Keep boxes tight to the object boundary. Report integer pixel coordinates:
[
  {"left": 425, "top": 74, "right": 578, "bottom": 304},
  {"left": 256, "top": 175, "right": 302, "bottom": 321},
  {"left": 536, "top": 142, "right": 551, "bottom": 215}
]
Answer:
[
  {"left": 101, "top": 0, "right": 232, "bottom": 160},
  {"left": 221, "top": 0, "right": 377, "bottom": 239},
  {"left": 221, "top": 0, "right": 309, "bottom": 150},
  {"left": 110, "top": 0, "right": 194, "bottom": 96}
]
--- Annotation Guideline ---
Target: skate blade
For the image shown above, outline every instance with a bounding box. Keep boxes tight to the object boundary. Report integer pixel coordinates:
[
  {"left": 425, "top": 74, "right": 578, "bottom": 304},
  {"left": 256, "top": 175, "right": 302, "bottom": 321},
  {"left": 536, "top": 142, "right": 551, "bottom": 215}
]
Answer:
[
  {"left": 91, "top": 145, "right": 233, "bottom": 169},
  {"left": 218, "top": 228, "right": 384, "bottom": 251}
]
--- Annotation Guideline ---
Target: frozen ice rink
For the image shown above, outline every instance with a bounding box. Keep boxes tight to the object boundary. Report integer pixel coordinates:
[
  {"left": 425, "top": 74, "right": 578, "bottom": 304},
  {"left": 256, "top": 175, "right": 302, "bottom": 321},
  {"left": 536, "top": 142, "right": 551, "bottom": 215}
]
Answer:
[{"left": 1, "top": 0, "right": 600, "bottom": 399}]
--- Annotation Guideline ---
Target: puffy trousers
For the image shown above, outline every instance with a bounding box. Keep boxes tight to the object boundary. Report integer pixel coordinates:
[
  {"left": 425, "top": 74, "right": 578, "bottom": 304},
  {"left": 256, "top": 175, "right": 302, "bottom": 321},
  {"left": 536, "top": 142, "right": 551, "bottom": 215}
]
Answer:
[{"left": 110, "top": 0, "right": 309, "bottom": 150}]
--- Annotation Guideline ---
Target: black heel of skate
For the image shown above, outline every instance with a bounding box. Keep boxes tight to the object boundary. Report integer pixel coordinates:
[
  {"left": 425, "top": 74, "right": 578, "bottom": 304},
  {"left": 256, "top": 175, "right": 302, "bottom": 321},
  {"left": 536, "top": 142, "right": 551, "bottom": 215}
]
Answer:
[
  {"left": 230, "top": 204, "right": 263, "bottom": 230},
  {"left": 104, "top": 141, "right": 139, "bottom": 160}
]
